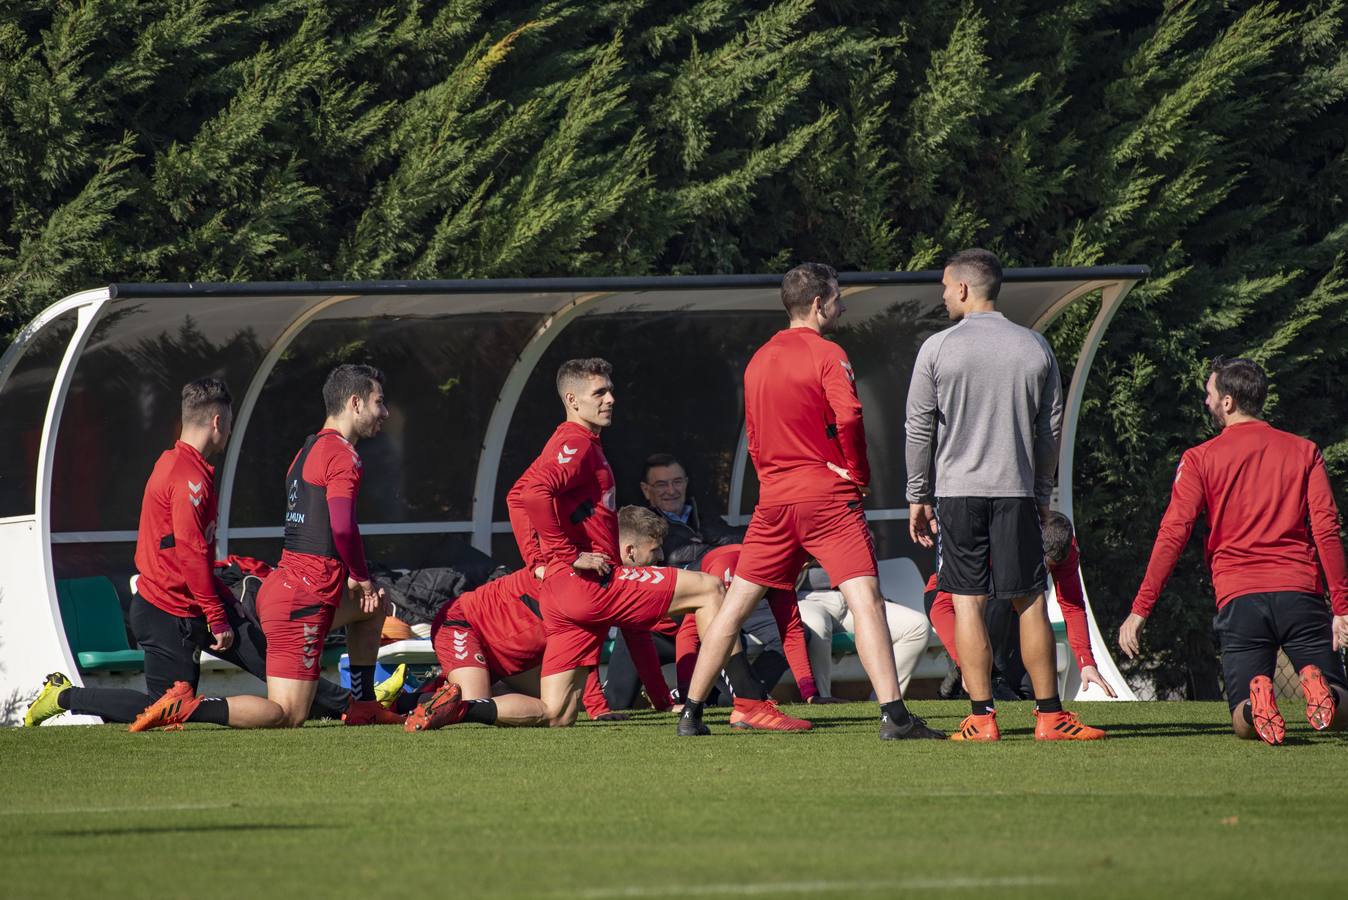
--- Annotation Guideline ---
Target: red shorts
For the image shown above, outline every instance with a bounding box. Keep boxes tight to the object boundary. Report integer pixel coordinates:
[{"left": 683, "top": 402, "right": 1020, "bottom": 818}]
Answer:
[
  {"left": 540, "top": 566, "right": 677, "bottom": 676},
  {"left": 256, "top": 568, "right": 338, "bottom": 681},
  {"left": 430, "top": 594, "right": 546, "bottom": 679},
  {"left": 733, "top": 499, "right": 877, "bottom": 590}
]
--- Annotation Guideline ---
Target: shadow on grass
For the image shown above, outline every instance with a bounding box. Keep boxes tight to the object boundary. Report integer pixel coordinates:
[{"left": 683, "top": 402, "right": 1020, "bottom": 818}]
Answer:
[{"left": 47, "top": 823, "right": 331, "bottom": 838}]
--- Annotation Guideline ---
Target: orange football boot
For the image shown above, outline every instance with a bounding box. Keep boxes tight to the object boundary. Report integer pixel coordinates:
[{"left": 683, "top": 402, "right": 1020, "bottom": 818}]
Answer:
[
  {"left": 1034, "top": 710, "right": 1106, "bottom": 741},
  {"left": 403, "top": 682, "right": 466, "bottom": 732},
  {"left": 129, "top": 682, "right": 202, "bottom": 732},
  {"left": 343, "top": 697, "right": 406, "bottom": 726},
  {"left": 949, "top": 711, "right": 999, "bottom": 741},
  {"left": 1247, "top": 675, "right": 1285, "bottom": 745},
  {"left": 1299, "top": 665, "right": 1337, "bottom": 732}
]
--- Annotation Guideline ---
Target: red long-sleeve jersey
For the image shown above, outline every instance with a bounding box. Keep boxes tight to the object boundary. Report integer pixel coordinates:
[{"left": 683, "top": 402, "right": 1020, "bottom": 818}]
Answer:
[
  {"left": 507, "top": 421, "right": 618, "bottom": 572},
  {"left": 133, "top": 441, "right": 230, "bottom": 632},
  {"left": 924, "top": 538, "right": 1096, "bottom": 669},
  {"left": 1132, "top": 420, "right": 1348, "bottom": 618},
  {"left": 744, "top": 328, "right": 869, "bottom": 505}
]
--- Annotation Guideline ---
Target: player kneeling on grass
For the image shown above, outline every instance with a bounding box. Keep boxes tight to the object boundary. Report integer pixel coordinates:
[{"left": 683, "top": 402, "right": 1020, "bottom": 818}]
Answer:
[
  {"left": 1119, "top": 358, "right": 1348, "bottom": 745},
  {"left": 254, "top": 364, "right": 403, "bottom": 728},
  {"left": 407, "top": 506, "right": 689, "bottom": 730},
  {"left": 26, "top": 378, "right": 284, "bottom": 731}
]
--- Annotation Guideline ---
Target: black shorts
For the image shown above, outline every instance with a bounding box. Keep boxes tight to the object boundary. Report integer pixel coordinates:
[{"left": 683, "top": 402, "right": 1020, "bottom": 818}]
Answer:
[
  {"left": 935, "top": 497, "right": 1046, "bottom": 601},
  {"left": 128, "top": 593, "right": 211, "bottom": 698},
  {"left": 1214, "top": 591, "right": 1348, "bottom": 711}
]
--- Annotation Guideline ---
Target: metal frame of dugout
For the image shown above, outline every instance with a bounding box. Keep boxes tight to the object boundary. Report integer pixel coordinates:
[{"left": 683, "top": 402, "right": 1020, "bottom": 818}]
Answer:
[{"left": 0, "top": 268, "right": 1148, "bottom": 720}]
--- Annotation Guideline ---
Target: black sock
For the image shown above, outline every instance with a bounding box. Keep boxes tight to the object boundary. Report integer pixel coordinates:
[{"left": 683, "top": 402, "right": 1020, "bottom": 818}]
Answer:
[
  {"left": 682, "top": 699, "right": 705, "bottom": 721},
  {"left": 880, "top": 699, "right": 912, "bottom": 726},
  {"left": 60, "top": 687, "right": 154, "bottom": 723},
  {"left": 1035, "top": 695, "right": 1063, "bottom": 714},
  {"left": 464, "top": 699, "right": 497, "bottom": 725},
  {"left": 394, "top": 692, "right": 422, "bottom": 715},
  {"left": 350, "top": 665, "right": 376, "bottom": 702},
  {"left": 1241, "top": 703, "right": 1254, "bottom": 725},
  {"left": 722, "top": 654, "right": 768, "bottom": 700},
  {"left": 188, "top": 697, "right": 230, "bottom": 726},
  {"left": 971, "top": 698, "right": 995, "bottom": 716}
]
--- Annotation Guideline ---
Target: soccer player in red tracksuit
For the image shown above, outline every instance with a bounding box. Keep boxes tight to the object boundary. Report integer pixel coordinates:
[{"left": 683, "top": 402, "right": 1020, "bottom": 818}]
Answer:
[
  {"left": 405, "top": 506, "right": 677, "bottom": 730},
  {"left": 255, "top": 364, "right": 402, "bottom": 728},
  {"left": 1119, "top": 357, "right": 1348, "bottom": 745},
  {"left": 679, "top": 262, "right": 944, "bottom": 739},
  {"left": 25, "top": 379, "right": 285, "bottom": 730},
  {"left": 412, "top": 357, "right": 773, "bottom": 729},
  {"left": 924, "top": 534, "right": 1117, "bottom": 698}
]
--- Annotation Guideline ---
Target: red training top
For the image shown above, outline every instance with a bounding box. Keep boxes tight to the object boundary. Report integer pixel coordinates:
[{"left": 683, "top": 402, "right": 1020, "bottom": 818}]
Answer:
[
  {"left": 276, "top": 429, "right": 366, "bottom": 605},
  {"left": 133, "top": 441, "right": 230, "bottom": 632},
  {"left": 744, "top": 328, "right": 869, "bottom": 506},
  {"left": 925, "top": 538, "right": 1095, "bottom": 669},
  {"left": 507, "top": 421, "right": 618, "bottom": 573},
  {"left": 1132, "top": 420, "right": 1348, "bottom": 617}
]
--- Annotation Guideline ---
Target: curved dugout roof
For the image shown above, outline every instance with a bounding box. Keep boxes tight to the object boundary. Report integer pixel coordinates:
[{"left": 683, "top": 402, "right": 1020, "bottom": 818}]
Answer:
[{"left": 0, "top": 267, "right": 1147, "bottom": 715}]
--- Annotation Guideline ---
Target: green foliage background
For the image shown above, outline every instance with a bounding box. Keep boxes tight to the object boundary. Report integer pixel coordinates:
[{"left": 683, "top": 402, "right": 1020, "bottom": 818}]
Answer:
[{"left": 2, "top": 0, "right": 1346, "bottom": 695}]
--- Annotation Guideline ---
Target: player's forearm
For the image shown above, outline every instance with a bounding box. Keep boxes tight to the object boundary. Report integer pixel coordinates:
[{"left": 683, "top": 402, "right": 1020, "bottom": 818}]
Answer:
[
  {"left": 180, "top": 550, "right": 230, "bottom": 631},
  {"left": 1307, "top": 460, "right": 1348, "bottom": 612},
  {"left": 582, "top": 669, "right": 611, "bottom": 717},
  {"left": 904, "top": 432, "right": 935, "bottom": 502},
  {"left": 835, "top": 415, "right": 871, "bottom": 485},
  {"left": 327, "top": 496, "right": 370, "bottom": 582},
  {"left": 1131, "top": 531, "right": 1187, "bottom": 618},
  {"left": 622, "top": 629, "right": 672, "bottom": 711}
]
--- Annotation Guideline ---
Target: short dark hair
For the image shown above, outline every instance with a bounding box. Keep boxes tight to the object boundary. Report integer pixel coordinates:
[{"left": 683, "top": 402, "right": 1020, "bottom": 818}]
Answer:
[
  {"left": 1041, "top": 511, "right": 1075, "bottom": 564},
  {"left": 556, "top": 357, "right": 612, "bottom": 400},
  {"left": 945, "top": 248, "right": 1003, "bottom": 301},
  {"left": 181, "top": 377, "right": 232, "bottom": 428},
  {"left": 618, "top": 505, "right": 668, "bottom": 544},
  {"left": 642, "top": 452, "right": 683, "bottom": 482},
  {"left": 1209, "top": 357, "right": 1267, "bottom": 417},
  {"left": 323, "top": 364, "right": 385, "bottom": 417},
  {"left": 781, "top": 262, "right": 838, "bottom": 318}
]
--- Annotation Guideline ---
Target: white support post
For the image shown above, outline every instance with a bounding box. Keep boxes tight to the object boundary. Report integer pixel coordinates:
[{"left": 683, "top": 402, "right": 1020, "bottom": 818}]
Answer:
[
  {"left": 215, "top": 295, "right": 358, "bottom": 557},
  {"left": 1054, "top": 279, "right": 1140, "bottom": 701},
  {"left": 468, "top": 293, "right": 611, "bottom": 553}
]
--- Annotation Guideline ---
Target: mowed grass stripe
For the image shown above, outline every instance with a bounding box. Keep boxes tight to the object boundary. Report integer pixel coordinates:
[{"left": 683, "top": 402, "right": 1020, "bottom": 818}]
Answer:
[{"left": 3, "top": 701, "right": 1345, "bottom": 899}]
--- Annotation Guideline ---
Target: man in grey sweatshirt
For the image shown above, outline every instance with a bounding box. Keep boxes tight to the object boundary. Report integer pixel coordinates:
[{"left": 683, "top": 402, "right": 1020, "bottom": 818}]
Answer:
[{"left": 905, "top": 248, "right": 1104, "bottom": 741}]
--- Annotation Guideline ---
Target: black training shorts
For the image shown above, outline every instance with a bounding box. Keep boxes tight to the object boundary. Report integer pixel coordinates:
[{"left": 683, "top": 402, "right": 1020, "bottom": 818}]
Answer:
[
  {"left": 1214, "top": 591, "right": 1347, "bottom": 711},
  {"left": 934, "top": 497, "right": 1047, "bottom": 601}
]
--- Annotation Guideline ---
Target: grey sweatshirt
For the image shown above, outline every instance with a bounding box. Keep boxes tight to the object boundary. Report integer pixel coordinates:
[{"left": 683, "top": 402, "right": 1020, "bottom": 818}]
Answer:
[{"left": 904, "top": 311, "right": 1063, "bottom": 505}]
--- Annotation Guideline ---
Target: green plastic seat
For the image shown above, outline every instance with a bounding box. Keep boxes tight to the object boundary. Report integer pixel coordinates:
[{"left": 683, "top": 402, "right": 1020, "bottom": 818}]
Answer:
[
  {"left": 54, "top": 577, "right": 146, "bottom": 672},
  {"left": 831, "top": 632, "right": 857, "bottom": 656}
]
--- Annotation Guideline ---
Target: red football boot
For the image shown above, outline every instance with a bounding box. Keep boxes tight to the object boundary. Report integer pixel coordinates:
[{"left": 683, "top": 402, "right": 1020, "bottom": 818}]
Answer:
[
  {"left": 343, "top": 697, "right": 406, "bottom": 726},
  {"left": 129, "top": 682, "right": 202, "bottom": 732},
  {"left": 403, "top": 682, "right": 466, "bottom": 732},
  {"left": 729, "top": 698, "right": 812, "bottom": 732},
  {"left": 1247, "top": 675, "right": 1285, "bottom": 746},
  {"left": 1299, "top": 665, "right": 1337, "bottom": 732}
]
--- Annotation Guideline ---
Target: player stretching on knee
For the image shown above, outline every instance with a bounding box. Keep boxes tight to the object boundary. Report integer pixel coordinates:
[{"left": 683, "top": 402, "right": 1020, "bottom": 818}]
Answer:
[
  {"left": 26, "top": 378, "right": 284, "bottom": 730},
  {"left": 406, "top": 506, "right": 677, "bottom": 729},
  {"left": 1119, "top": 358, "right": 1348, "bottom": 745},
  {"left": 679, "top": 263, "right": 943, "bottom": 740},
  {"left": 254, "top": 364, "right": 402, "bottom": 727}
]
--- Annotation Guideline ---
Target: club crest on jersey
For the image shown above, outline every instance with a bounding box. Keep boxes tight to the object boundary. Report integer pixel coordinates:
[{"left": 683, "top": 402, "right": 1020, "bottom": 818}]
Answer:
[{"left": 557, "top": 444, "right": 579, "bottom": 465}]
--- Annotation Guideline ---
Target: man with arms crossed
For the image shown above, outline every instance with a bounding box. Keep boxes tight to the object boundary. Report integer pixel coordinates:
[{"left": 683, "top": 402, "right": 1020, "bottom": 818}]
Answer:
[
  {"left": 907, "top": 249, "right": 1103, "bottom": 741},
  {"left": 1119, "top": 358, "right": 1348, "bottom": 744},
  {"left": 27, "top": 378, "right": 284, "bottom": 730},
  {"left": 255, "top": 364, "right": 402, "bottom": 727},
  {"left": 679, "top": 262, "right": 943, "bottom": 739},
  {"left": 488, "top": 358, "right": 780, "bottom": 729}
]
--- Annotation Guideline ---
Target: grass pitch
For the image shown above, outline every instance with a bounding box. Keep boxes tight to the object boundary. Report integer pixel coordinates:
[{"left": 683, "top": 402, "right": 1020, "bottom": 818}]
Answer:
[{"left": 3, "top": 700, "right": 1345, "bottom": 900}]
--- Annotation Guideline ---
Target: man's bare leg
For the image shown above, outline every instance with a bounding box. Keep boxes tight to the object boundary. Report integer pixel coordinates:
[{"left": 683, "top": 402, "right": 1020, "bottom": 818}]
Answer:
[
  {"left": 268, "top": 676, "right": 320, "bottom": 728},
  {"left": 835, "top": 575, "right": 900, "bottom": 704},
  {"left": 953, "top": 593, "right": 993, "bottom": 701},
  {"left": 1012, "top": 593, "right": 1058, "bottom": 700},
  {"left": 223, "top": 695, "right": 286, "bottom": 728}
]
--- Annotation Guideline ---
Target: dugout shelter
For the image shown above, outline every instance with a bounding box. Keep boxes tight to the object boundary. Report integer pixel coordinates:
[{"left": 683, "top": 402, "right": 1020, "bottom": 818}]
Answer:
[{"left": 0, "top": 268, "right": 1147, "bottom": 720}]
